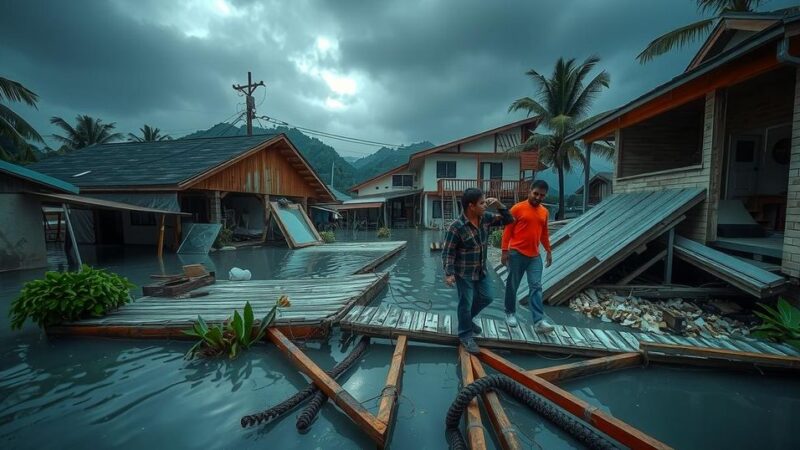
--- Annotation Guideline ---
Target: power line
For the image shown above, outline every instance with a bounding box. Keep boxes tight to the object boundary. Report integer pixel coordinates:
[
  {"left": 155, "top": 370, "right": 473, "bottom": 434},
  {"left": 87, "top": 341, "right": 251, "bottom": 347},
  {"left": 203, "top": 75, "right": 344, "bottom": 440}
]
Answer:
[{"left": 259, "top": 115, "right": 401, "bottom": 148}]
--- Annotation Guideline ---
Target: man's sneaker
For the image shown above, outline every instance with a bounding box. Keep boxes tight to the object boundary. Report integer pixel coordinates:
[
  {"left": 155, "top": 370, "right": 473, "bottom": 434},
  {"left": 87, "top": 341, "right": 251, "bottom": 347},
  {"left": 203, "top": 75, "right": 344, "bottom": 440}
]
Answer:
[
  {"left": 519, "top": 297, "right": 530, "bottom": 306},
  {"left": 460, "top": 337, "right": 480, "bottom": 355},
  {"left": 505, "top": 313, "right": 519, "bottom": 327},
  {"left": 534, "top": 320, "right": 555, "bottom": 334},
  {"left": 472, "top": 321, "right": 482, "bottom": 335}
]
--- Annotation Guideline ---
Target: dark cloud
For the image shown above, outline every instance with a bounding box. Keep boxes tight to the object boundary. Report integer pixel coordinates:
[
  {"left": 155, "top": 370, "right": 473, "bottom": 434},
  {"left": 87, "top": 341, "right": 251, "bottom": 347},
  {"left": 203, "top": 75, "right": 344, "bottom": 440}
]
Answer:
[{"left": 1, "top": 0, "right": 796, "bottom": 156}]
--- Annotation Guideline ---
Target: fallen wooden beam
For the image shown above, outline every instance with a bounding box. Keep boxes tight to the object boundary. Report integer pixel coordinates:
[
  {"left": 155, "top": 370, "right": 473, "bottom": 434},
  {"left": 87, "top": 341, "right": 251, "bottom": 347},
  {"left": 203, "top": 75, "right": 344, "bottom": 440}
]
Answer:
[
  {"left": 376, "top": 335, "right": 408, "bottom": 449},
  {"left": 458, "top": 345, "right": 487, "bottom": 450},
  {"left": 639, "top": 342, "right": 800, "bottom": 370},
  {"left": 478, "top": 348, "right": 672, "bottom": 450},
  {"left": 470, "top": 355, "right": 523, "bottom": 450},
  {"left": 525, "top": 352, "right": 642, "bottom": 383},
  {"left": 266, "top": 328, "right": 386, "bottom": 443}
]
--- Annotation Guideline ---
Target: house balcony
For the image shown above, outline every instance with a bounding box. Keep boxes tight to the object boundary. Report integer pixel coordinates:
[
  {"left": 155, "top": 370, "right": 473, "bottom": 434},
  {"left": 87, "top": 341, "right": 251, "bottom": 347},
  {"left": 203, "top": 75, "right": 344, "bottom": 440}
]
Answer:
[{"left": 436, "top": 178, "right": 531, "bottom": 199}]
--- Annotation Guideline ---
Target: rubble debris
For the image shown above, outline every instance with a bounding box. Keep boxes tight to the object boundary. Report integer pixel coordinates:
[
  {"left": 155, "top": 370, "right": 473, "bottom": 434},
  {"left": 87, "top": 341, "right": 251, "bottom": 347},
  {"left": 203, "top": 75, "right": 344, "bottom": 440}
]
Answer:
[{"left": 569, "top": 288, "right": 751, "bottom": 338}]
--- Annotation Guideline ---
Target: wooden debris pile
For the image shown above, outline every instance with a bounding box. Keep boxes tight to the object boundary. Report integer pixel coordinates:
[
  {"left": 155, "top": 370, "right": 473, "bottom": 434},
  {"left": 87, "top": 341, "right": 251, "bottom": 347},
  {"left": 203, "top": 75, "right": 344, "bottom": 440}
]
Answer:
[{"left": 569, "top": 288, "right": 750, "bottom": 338}]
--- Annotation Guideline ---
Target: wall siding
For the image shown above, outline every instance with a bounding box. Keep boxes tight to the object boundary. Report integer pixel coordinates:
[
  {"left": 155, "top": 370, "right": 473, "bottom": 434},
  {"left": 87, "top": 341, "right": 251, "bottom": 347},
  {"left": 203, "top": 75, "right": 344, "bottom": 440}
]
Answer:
[
  {"left": 614, "top": 92, "right": 716, "bottom": 242},
  {"left": 190, "top": 141, "right": 320, "bottom": 200},
  {"left": 782, "top": 68, "right": 800, "bottom": 277}
]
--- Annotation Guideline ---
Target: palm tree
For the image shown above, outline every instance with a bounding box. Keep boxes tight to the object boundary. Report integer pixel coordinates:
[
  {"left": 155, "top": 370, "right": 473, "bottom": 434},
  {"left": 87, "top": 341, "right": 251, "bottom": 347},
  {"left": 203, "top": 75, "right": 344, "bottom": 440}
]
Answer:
[
  {"left": 50, "top": 115, "right": 123, "bottom": 150},
  {"left": 508, "top": 56, "right": 613, "bottom": 220},
  {"left": 0, "top": 76, "right": 44, "bottom": 162},
  {"left": 127, "top": 124, "right": 172, "bottom": 142},
  {"left": 636, "top": 0, "right": 795, "bottom": 64}
]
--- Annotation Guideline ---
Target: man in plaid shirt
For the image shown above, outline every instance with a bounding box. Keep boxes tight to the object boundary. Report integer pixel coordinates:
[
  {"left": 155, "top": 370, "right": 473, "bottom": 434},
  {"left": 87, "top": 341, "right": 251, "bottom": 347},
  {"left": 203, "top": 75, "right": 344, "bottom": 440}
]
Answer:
[{"left": 442, "top": 188, "right": 514, "bottom": 354}]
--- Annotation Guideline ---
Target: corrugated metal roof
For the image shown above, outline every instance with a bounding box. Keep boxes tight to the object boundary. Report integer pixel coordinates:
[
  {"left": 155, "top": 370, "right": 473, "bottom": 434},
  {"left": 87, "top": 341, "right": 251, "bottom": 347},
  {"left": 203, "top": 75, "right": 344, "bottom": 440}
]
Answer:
[
  {"left": 28, "top": 134, "right": 281, "bottom": 188},
  {"left": 28, "top": 192, "right": 190, "bottom": 215},
  {"left": 0, "top": 159, "right": 79, "bottom": 194}
]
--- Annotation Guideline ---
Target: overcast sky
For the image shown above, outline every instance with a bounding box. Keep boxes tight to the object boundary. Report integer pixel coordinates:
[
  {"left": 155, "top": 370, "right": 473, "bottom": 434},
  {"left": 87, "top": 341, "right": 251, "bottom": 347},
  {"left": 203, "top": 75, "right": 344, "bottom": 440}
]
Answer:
[{"left": 1, "top": 0, "right": 797, "bottom": 158}]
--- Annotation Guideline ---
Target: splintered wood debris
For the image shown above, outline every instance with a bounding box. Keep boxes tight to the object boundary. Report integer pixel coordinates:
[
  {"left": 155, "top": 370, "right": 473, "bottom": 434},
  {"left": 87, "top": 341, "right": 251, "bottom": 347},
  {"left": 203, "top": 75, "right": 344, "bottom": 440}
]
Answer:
[{"left": 569, "top": 288, "right": 750, "bottom": 338}]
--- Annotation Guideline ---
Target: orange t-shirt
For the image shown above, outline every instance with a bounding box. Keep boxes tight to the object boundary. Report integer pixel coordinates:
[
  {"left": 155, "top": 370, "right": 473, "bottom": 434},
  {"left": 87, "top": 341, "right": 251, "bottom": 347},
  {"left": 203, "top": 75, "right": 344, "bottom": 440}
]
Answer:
[{"left": 501, "top": 200, "right": 551, "bottom": 257}]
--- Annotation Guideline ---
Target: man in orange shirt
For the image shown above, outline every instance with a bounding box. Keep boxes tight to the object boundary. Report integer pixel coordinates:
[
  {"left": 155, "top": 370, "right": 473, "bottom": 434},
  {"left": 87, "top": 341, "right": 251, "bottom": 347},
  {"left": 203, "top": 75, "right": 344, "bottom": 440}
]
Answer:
[{"left": 501, "top": 180, "right": 554, "bottom": 333}]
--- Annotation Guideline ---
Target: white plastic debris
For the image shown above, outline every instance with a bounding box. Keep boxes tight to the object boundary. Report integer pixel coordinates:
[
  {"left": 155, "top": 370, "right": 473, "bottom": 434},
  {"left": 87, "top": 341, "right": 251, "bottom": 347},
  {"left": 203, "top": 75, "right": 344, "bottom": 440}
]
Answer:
[{"left": 228, "top": 267, "right": 252, "bottom": 281}]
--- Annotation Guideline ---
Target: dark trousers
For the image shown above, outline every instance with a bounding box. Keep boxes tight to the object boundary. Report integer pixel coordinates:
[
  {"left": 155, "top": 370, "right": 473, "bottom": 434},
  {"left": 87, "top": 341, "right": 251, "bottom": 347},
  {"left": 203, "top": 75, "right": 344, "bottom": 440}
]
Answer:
[{"left": 455, "top": 274, "right": 493, "bottom": 339}]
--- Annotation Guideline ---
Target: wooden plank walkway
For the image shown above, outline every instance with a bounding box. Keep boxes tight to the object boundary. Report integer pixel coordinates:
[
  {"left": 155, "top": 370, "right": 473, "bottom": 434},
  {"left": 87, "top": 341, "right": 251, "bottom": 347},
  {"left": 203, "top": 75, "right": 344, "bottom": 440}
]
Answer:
[
  {"left": 338, "top": 305, "right": 800, "bottom": 359},
  {"left": 49, "top": 273, "right": 389, "bottom": 339}
]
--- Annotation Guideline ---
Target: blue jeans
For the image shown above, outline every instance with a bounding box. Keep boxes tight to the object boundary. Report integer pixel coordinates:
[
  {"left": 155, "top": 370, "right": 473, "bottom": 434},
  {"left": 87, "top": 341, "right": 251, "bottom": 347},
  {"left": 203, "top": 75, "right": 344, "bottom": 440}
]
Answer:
[
  {"left": 504, "top": 250, "right": 544, "bottom": 323},
  {"left": 454, "top": 274, "right": 493, "bottom": 340}
]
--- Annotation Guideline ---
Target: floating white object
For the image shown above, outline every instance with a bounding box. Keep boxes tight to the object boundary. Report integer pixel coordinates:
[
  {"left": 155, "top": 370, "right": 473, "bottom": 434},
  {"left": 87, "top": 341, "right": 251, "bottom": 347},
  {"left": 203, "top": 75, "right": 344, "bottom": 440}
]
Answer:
[{"left": 229, "top": 267, "right": 252, "bottom": 281}]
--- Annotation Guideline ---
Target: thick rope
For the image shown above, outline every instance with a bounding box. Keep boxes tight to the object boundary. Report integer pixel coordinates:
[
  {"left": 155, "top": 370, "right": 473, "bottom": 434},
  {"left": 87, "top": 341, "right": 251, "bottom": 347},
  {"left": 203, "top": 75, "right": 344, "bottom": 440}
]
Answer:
[
  {"left": 445, "top": 374, "right": 619, "bottom": 450},
  {"left": 240, "top": 336, "right": 370, "bottom": 428}
]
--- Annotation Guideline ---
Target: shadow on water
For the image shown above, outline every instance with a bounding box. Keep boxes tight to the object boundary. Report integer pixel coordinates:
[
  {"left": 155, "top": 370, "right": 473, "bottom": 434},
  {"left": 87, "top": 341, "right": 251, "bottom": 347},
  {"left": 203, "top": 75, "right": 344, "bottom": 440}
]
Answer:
[{"left": 0, "top": 229, "right": 799, "bottom": 449}]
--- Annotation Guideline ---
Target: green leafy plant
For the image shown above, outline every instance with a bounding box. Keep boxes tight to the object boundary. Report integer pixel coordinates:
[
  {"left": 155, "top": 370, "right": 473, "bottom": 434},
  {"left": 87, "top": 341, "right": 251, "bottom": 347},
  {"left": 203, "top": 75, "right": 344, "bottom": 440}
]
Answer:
[
  {"left": 377, "top": 227, "right": 391, "bottom": 238},
  {"left": 751, "top": 298, "right": 800, "bottom": 350},
  {"left": 489, "top": 230, "right": 503, "bottom": 248},
  {"left": 9, "top": 265, "right": 135, "bottom": 330},
  {"left": 184, "top": 299, "right": 286, "bottom": 359},
  {"left": 320, "top": 230, "right": 336, "bottom": 243},
  {"left": 214, "top": 227, "right": 234, "bottom": 248}
]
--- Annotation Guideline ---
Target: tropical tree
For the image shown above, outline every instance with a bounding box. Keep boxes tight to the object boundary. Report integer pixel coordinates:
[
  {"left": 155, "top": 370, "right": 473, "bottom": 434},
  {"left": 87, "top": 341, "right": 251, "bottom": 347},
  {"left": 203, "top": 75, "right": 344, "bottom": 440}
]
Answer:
[
  {"left": 508, "top": 56, "right": 614, "bottom": 220},
  {"left": 50, "top": 115, "right": 123, "bottom": 151},
  {"left": 0, "top": 76, "right": 44, "bottom": 163},
  {"left": 127, "top": 124, "right": 172, "bottom": 142},
  {"left": 637, "top": 0, "right": 797, "bottom": 64}
]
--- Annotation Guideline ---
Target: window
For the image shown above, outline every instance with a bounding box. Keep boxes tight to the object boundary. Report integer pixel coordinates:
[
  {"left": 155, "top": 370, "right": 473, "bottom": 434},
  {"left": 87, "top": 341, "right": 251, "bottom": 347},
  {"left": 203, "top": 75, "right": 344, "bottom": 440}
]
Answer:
[
  {"left": 437, "top": 161, "right": 456, "bottom": 178},
  {"left": 481, "top": 162, "right": 503, "bottom": 180},
  {"left": 130, "top": 211, "right": 157, "bottom": 226},
  {"left": 432, "top": 200, "right": 454, "bottom": 219},
  {"left": 392, "top": 174, "right": 413, "bottom": 187}
]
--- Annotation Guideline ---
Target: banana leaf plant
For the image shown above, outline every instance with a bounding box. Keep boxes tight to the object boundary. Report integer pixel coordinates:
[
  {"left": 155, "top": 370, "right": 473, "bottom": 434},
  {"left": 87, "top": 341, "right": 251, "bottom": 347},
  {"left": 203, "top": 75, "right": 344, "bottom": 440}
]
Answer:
[
  {"left": 184, "top": 301, "right": 279, "bottom": 360},
  {"left": 751, "top": 298, "right": 800, "bottom": 350}
]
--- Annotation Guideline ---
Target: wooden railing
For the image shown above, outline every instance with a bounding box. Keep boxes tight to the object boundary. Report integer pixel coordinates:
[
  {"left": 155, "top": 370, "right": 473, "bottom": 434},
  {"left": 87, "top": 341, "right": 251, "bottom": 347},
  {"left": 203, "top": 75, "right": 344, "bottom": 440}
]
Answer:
[{"left": 437, "top": 178, "right": 531, "bottom": 198}]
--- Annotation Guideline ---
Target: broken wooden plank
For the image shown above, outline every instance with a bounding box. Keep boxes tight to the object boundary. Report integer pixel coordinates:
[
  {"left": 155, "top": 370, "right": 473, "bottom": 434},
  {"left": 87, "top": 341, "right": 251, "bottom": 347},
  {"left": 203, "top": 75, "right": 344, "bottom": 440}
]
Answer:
[
  {"left": 470, "top": 355, "right": 523, "bottom": 450},
  {"left": 591, "top": 284, "right": 742, "bottom": 299},
  {"left": 376, "top": 335, "right": 408, "bottom": 449},
  {"left": 458, "top": 345, "right": 487, "bottom": 450},
  {"left": 616, "top": 249, "right": 667, "bottom": 286},
  {"left": 266, "top": 328, "right": 385, "bottom": 443},
  {"left": 478, "top": 348, "right": 672, "bottom": 450},
  {"left": 526, "top": 352, "right": 642, "bottom": 383},
  {"left": 639, "top": 341, "right": 800, "bottom": 370}
]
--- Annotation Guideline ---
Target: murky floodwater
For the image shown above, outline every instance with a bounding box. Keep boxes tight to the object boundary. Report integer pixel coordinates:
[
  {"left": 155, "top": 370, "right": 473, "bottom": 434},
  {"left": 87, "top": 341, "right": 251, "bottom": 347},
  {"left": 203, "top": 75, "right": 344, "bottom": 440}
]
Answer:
[{"left": 1, "top": 229, "right": 798, "bottom": 449}]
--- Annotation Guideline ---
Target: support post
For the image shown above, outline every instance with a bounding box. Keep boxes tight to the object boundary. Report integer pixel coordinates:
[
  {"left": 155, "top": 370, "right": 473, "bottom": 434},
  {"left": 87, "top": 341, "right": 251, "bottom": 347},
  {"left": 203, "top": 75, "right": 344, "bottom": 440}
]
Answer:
[
  {"left": 470, "top": 355, "right": 522, "bottom": 450},
  {"left": 583, "top": 140, "right": 592, "bottom": 213},
  {"left": 173, "top": 215, "right": 181, "bottom": 250},
  {"left": 209, "top": 191, "right": 222, "bottom": 224},
  {"left": 458, "top": 345, "right": 487, "bottom": 450},
  {"left": 478, "top": 348, "right": 671, "bottom": 450},
  {"left": 157, "top": 214, "right": 166, "bottom": 258},
  {"left": 61, "top": 203, "right": 82, "bottom": 267},
  {"left": 262, "top": 194, "right": 271, "bottom": 242},
  {"left": 664, "top": 228, "right": 675, "bottom": 284}
]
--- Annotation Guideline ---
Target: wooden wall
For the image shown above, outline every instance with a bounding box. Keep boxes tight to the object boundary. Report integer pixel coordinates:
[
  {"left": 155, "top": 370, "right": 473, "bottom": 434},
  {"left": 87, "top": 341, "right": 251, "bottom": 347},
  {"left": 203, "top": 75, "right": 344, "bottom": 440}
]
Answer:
[
  {"left": 726, "top": 67, "right": 795, "bottom": 135},
  {"left": 617, "top": 98, "right": 705, "bottom": 178},
  {"left": 188, "top": 140, "right": 321, "bottom": 200}
]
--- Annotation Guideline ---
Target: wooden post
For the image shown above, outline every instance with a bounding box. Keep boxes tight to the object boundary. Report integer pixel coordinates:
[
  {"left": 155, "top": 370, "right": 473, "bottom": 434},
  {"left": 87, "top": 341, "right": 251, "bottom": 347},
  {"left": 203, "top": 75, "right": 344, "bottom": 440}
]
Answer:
[
  {"left": 583, "top": 140, "right": 592, "bottom": 214},
  {"left": 61, "top": 203, "right": 82, "bottom": 267},
  {"left": 470, "top": 355, "right": 522, "bottom": 450},
  {"left": 376, "top": 335, "right": 408, "bottom": 448},
  {"left": 478, "top": 348, "right": 672, "bottom": 450},
  {"left": 266, "top": 328, "right": 386, "bottom": 443},
  {"left": 664, "top": 228, "right": 675, "bottom": 284},
  {"left": 458, "top": 345, "right": 487, "bottom": 450},
  {"left": 262, "top": 194, "right": 271, "bottom": 242},
  {"left": 525, "top": 353, "right": 642, "bottom": 383},
  {"left": 157, "top": 214, "right": 166, "bottom": 258},
  {"left": 383, "top": 203, "right": 389, "bottom": 228}
]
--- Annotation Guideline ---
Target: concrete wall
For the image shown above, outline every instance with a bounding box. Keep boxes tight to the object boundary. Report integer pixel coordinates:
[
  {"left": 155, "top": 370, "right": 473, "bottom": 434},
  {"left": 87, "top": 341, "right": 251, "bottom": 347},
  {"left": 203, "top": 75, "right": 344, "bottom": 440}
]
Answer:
[
  {"left": 0, "top": 194, "right": 46, "bottom": 271},
  {"left": 782, "top": 68, "right": 800, "bottom": 277},
  {"left": 460, "top": 134, "right": 497, "bottom": 153},
  {"left": 614, "top": 92, "right": 716, "bottom": 242},
  {"left": 355, "top": 171, "right": 419, "bottom": 196}
]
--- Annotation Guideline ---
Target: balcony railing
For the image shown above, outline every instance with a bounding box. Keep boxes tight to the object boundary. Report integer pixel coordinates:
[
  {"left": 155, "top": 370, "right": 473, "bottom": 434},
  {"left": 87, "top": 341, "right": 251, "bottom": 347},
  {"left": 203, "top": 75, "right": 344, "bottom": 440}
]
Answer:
[{"left": 437, "top": 178, "right": 531, "bottom": 198}]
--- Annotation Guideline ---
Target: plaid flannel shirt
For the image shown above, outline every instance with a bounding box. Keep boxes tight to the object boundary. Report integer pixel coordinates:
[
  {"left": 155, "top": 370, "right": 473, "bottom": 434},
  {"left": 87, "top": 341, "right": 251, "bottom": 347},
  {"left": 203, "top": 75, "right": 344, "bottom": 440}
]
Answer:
[{"left": 442, "top": 208, "right": 514, "bottom": 280}]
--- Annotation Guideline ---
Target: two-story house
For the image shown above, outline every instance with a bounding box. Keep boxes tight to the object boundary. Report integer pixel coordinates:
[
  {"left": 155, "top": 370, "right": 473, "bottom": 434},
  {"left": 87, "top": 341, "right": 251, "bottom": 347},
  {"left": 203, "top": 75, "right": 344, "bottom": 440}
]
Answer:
[{"left": 347, "top": 117, "right": 544, "bottom": 228}]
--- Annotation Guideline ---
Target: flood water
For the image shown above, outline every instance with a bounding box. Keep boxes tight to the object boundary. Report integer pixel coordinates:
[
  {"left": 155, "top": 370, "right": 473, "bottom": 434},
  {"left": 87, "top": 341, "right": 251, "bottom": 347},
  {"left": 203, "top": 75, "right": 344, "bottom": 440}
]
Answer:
[{"left": 1, "top": 229, "right": 798, "bottom": 449}]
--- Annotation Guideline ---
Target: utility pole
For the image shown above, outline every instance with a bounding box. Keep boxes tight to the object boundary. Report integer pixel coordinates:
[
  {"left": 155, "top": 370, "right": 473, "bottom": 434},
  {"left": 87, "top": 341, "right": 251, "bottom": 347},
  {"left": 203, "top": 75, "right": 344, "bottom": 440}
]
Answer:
[
  {"left": 330, "top": 160, "right": 335, "bottom": 187},
  {"left": 232, "top": 71, "right": 265, "bottom": 136}
]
